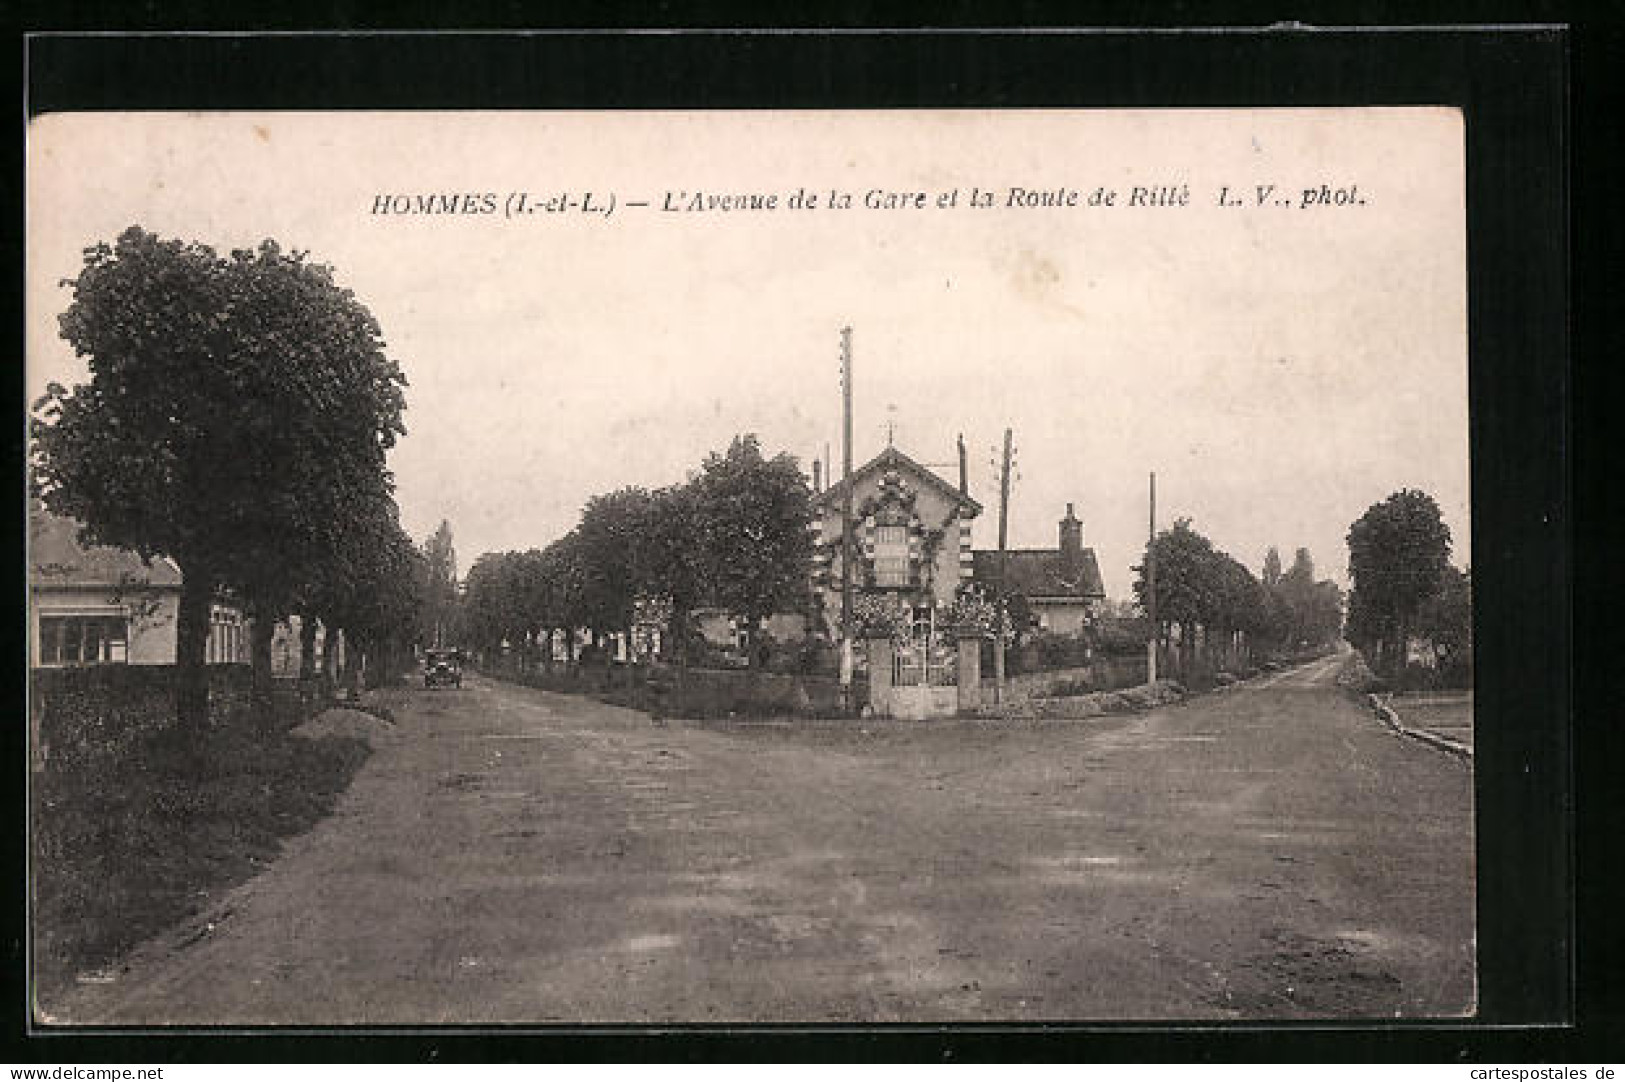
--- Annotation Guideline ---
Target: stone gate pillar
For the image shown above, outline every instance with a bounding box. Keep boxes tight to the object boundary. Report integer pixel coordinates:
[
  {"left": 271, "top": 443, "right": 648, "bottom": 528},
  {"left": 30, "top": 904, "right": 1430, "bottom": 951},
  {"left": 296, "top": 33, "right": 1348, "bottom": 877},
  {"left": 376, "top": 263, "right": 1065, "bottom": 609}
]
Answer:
[
  {"left": 956, "top": 632, "right": 983, "bottom": 714},
  {"left": 864, "top": 638, "right": 894, "bottom": 717}
]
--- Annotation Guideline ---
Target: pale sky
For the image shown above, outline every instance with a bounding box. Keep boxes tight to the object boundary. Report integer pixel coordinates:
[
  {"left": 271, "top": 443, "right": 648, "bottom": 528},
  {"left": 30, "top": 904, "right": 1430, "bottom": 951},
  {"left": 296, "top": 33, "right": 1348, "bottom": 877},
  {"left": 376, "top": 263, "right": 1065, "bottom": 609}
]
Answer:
[{"left": 27, "top": 109, "right": 1469, "bottom": 598}]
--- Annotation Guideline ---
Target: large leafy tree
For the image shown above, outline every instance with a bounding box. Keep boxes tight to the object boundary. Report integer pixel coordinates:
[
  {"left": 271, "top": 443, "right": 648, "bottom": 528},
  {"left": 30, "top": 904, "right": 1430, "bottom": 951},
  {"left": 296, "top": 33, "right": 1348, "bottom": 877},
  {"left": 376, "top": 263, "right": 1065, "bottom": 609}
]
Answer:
[
  {"left": 330, "top": 508, "right": 426, "bottom": 690},
  {"left": 293, "top": 485, "right": 410, "bottom": 691},
  {"left": 640, "top": 482, "right": 709, "bottom": 664},
  {"left": 1133, "top": 518, "right": 1221, "bottom": 664},
  {"left": 1272, "top": 547, "right": 1333, "bottom": 649},
  {"left": 575, "top": 487, "right": 655, "bottom": 673},
  {"left": 1415, "top": 564, "right": 1472, "bottom": 681},
  {"left": 31, "top": 226, "right": 407, "bottom": 728},
  {"left": 1346, "top": 488, "right": 1453, "bottom": 676},
  {"left": 506, "top": 549, "right": 550, "bottom": 668},
  {"left": 1305, "top": 579, "right": 1346, "bottom": 648},
  {"left": 461, "top": 551, "right": 521, "bottom": 661},
  {"left": 1209, "top": 552, "right": 1270, "bottom": 652},
  {"left": 692, "top": 435, "right": 813, "bottom": 667},
  {"left": 541, "top": 531, "right": 591, "bottom": 668}
]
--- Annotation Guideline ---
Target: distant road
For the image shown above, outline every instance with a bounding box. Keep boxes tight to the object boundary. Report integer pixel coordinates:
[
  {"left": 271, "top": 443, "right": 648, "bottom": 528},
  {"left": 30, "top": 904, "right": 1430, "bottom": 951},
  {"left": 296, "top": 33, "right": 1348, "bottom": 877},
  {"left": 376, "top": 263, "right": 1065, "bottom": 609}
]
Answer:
[
  {"left": 1251, "top": 648, "right": 1349, "bottom": 689},
  {"left": 48, "top": 653, "right": 1474, "bottom": 1024}
]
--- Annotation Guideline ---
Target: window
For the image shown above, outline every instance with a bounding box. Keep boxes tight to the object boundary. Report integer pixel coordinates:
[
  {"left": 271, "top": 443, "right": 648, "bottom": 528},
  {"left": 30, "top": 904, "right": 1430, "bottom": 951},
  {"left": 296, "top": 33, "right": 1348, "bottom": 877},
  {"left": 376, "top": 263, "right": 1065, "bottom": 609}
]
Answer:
[
  {"left": 874, "top": 524, "right": 909, "bottom": 587},
  {"left": 208, "top": 607, "right": 245, "bottom": 664},
  {"left": 38, "top": 614, "right": 128, "bottom": 666}
]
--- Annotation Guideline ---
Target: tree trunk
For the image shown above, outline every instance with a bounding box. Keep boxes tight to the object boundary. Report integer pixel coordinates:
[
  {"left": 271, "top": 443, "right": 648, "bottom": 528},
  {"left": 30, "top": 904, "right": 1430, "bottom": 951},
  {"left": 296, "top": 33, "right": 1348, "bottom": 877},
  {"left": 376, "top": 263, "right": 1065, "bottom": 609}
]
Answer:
[
  {"left": 299, "top": 616, "right": 319, "bottom": 682},
  {"left": 322, "top": 624, "right": 340, "bottom": 694},
  {"left": 748, "top": 624, "right": 761, "bottom": 671},
  {"left": 677, "top": 646, "right": 689, "bottom": 717},
  {"left": 174, "top": 567, "right": 214, "bottom": 731},
  {"left": 348, "top": 641, "right": 364, "bottom": 699},
  {"left": 249, "top": 612, "right": 276, "bottom": 718},
  {"left": 993, "top": 630, "right": 1006, "bottom": 703},
  {"left": 669, "top": 607, "right": 688, "bottom": 716}
]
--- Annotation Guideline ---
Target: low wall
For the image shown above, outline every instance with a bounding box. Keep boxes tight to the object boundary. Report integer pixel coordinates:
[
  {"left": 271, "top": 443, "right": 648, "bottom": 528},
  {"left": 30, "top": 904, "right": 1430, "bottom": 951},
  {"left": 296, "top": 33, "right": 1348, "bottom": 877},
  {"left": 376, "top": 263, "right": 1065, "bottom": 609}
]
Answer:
[
  {"left": 483, "top": 659, "right": 862, "bottom": 719},
  {"left": 668, "top": 667, "right": 849, "bottom": 715},
  {"left": 983, "top": 655, "right": 1148, "bottom": 704}
]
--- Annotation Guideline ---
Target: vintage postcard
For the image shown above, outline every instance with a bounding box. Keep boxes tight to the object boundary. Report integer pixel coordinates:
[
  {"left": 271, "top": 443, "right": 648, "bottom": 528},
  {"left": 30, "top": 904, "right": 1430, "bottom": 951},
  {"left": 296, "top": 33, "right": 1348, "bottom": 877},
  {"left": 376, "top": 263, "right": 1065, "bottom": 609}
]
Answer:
[{"left": 27, "top": 108, "right": 1472, "bottom": 1024}]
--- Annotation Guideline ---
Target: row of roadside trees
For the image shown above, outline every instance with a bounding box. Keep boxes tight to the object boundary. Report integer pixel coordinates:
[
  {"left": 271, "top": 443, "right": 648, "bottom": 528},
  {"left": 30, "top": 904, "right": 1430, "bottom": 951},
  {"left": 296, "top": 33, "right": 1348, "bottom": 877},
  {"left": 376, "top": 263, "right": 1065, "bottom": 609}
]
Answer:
[
  {"left": 30, "top": 226, "right": 425, "bottom": 732},
  {"left": 460, "top": 434, "right": 815, "bottom": 687},
  {"left": 1123, "top": 487, "right": 1472, "bottom": 689},
  {"left": 1129, "top": 519, "right": 1345, "bottom": 678}
]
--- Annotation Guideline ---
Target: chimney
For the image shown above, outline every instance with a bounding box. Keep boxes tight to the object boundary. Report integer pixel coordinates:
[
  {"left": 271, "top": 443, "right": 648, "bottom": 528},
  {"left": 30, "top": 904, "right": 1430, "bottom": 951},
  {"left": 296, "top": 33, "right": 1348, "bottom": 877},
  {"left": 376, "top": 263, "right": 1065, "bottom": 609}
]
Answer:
[
  {"left": 813, "top": 459, "right": 822, "bottom": 494},
  {"left": 957, "top": 433, "right": 968, "bottom": 496},
  {"left": 1059, "top": 502, "right": 1083, "bottom": 574}
]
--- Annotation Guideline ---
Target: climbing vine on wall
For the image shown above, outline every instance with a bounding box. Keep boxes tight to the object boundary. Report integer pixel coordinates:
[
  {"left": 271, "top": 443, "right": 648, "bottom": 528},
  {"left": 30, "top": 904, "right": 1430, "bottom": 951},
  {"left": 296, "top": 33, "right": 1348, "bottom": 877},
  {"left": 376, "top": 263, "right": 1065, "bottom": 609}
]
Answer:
[
  {"left": 914, "top": 523, "right": 948, "bottom": 590},
  {"left": 852, "top": 593, "right": 914, "bottom": 641},
  {"left": 827, "top": 466, "right": 964, "bottom": 597},
  {"left": 947, "top": 586, "right": 1016, "bottom": 644}
]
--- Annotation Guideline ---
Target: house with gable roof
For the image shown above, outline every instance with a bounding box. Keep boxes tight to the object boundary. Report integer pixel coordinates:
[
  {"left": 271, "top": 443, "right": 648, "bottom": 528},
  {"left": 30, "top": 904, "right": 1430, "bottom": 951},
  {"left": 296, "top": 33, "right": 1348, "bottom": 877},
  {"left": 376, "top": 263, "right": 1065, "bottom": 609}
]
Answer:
[
  {"left": 971, "top": 502, "right": 1106, "bottom": 636},
  {"left": 29, "top": 504, "right": 249, "bottom": 668},
  {"left": 809, "top": 444, "right": 983, "bottom": 639}
]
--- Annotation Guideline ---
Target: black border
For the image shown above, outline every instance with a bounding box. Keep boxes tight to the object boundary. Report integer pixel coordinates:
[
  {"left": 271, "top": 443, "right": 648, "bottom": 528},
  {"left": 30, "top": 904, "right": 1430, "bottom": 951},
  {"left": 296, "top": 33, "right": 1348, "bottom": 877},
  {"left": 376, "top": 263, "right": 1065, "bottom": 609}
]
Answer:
[{"left": 8, "top": 21, "right": 1594, "bottom": 1064}]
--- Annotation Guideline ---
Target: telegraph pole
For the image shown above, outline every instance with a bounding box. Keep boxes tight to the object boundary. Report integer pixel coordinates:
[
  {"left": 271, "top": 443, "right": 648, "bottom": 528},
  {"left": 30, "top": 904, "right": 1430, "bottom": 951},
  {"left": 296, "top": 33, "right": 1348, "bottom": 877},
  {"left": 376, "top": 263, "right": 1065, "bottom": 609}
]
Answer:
[
  {"left": 839, "top": 327, "right": 855, "bottom": 714},
  {"left": 993, "top": 427, "right": 1013, "bottom": 703},
  {"left": 1147, "top": 471, "right": 1158, "bottom": 684}
]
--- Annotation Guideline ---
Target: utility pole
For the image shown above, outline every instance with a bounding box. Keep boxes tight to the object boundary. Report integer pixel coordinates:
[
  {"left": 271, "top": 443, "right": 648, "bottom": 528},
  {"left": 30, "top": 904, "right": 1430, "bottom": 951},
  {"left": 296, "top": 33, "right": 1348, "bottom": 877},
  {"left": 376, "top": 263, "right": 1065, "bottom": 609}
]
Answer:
[
  {"left": 1147, "top": 470, "right": 1158, "bottom": 684},
  {"left": 994, "top": 427, "right": 1013, "bottom": 703},
  {"left": 839, "top": 327, "right": 855, "bottom": 714}
]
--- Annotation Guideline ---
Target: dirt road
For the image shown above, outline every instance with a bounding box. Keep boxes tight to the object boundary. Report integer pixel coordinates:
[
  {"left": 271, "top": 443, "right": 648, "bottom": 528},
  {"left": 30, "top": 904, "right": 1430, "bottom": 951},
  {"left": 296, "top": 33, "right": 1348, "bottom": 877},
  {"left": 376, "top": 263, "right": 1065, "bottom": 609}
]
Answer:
[{"left": 45, "top": 656, "right": 1475, "bottom": 1024}]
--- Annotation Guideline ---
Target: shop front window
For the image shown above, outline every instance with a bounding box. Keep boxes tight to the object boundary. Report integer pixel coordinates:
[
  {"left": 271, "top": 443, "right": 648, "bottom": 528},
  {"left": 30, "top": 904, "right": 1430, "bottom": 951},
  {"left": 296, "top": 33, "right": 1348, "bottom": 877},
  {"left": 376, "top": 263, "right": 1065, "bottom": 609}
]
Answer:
[{"left": 39, "top": 614, "right": 128, "bottom": 666}]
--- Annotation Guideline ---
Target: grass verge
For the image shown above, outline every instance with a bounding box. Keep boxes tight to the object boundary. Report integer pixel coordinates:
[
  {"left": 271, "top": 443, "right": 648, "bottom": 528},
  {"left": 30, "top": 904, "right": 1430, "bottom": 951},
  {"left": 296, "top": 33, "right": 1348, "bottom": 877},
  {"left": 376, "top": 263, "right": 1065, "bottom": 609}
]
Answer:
[{"left": 31, "top": 718, "right": 371, "bottom": 999}]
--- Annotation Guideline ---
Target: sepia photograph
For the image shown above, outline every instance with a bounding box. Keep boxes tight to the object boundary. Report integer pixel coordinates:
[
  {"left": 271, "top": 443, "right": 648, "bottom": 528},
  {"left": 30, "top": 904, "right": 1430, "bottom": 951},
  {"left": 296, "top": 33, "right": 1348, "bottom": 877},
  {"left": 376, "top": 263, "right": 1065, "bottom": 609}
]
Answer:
[{"left": 26, "top": 107, "right": 1477, "bottom": 1026}]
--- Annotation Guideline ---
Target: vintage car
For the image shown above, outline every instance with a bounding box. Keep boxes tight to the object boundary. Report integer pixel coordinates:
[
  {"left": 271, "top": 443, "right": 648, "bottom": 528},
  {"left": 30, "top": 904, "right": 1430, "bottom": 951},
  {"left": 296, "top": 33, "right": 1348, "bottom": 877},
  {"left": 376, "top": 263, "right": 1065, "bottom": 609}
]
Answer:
[{"left": 423, "top": 647, "right": 463, "bottom": 689}]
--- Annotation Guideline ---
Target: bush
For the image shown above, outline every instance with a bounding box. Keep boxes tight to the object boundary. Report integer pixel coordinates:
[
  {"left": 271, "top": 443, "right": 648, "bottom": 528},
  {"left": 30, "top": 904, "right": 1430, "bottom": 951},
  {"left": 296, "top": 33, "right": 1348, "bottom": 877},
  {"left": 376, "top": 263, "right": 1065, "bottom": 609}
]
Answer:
[
  {"left": 1393, "top": 660, "right": 1471, "bottom": 693},
  {"left": 31, "top": 665, "right": 322, "bottom": 768},
  {"left": 690, "top": 639, "right": 747, "bottom": 670},
  {"left": 759, "top": 634, "right": 834, "bottom": 677},
  {"left": 1047, "top": 677, "right": 1094, "bottom": 698},
  {"left": 1031, "top": 631, "right": 1093, "bottom": 671},
  {"left": 992, "top": 678, "right": 1185, "bottom": 720},
  {"left": 32, "top": 717, "right": 371, "bottom": 998},
  {"left": 1093, "top": 617, "right": 1152, "bottom": 657}
]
